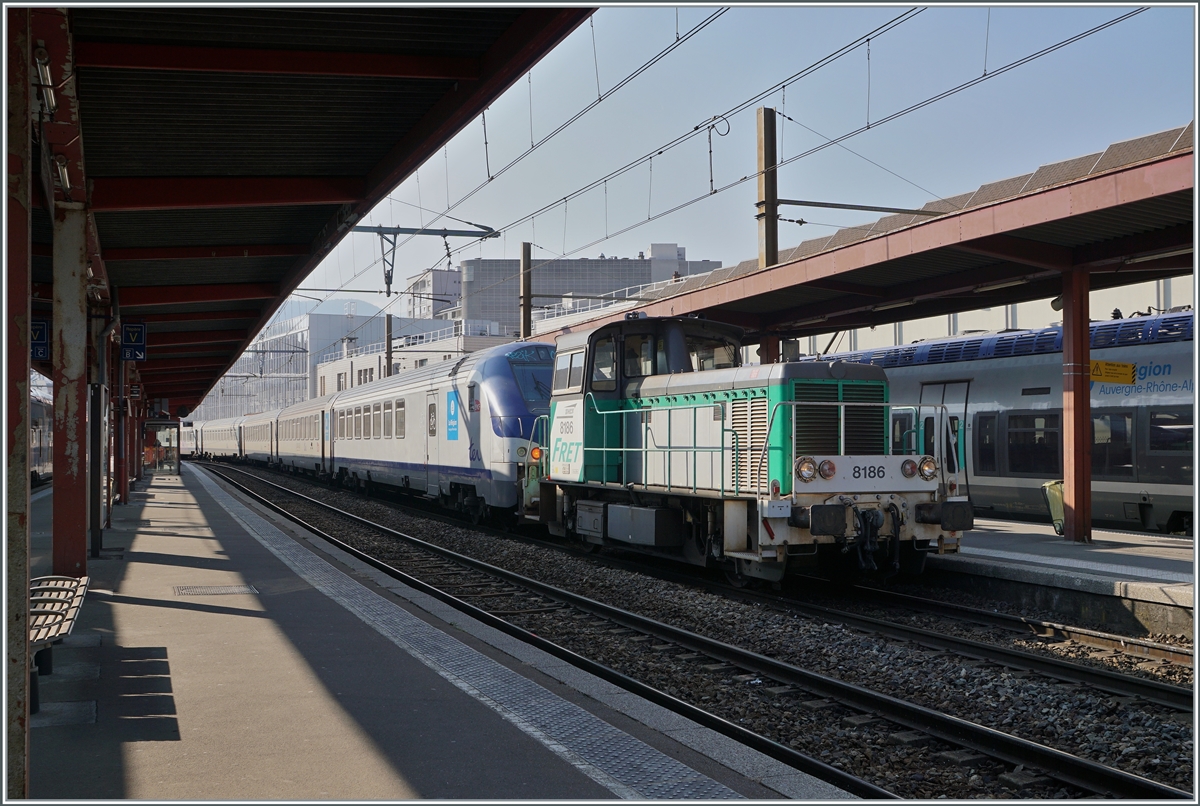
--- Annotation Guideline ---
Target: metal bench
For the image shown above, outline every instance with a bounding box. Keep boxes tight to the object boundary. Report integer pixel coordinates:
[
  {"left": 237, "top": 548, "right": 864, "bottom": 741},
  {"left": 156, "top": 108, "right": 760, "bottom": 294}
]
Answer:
[{"left": 28, "top": 575, "right": 89, "bottom": 714}]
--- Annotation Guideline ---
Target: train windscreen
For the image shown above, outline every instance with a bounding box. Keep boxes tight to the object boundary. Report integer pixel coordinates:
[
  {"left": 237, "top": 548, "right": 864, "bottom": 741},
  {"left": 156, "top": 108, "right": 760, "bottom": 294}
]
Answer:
[{"left": 506, "top": 345, "right": 554, "bottom": 407}]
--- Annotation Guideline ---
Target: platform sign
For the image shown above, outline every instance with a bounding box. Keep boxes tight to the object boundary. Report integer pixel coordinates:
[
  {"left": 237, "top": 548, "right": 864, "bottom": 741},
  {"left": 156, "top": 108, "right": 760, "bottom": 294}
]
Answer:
[
  {"left": 30, "top": 318, "right": 49, "bottom": 361},
  {"left": 1090, "top": 360, "right": 1135, "bottom": 385},
  {"left": 128, "top": 384, "right": 142, "bottom": 400},
  {"left": 121, "top": 323, "right": 146, "bottom": 361}
]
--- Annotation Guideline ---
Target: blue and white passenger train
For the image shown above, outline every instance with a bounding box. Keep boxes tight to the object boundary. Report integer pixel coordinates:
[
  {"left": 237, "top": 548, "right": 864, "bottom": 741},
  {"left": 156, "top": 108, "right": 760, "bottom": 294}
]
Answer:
[
  {"left": 805, "top": 312, "right": 1194, "bottom": 534},
  {"left": 184, "top": 342, "right": 554, "bottom": 523}
]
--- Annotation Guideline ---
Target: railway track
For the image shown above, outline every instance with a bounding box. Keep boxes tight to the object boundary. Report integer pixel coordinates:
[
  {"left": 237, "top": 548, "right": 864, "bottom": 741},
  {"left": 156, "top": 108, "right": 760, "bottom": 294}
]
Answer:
[{"left": 198, "top": 462, "right": 1191, "bottom": 799}]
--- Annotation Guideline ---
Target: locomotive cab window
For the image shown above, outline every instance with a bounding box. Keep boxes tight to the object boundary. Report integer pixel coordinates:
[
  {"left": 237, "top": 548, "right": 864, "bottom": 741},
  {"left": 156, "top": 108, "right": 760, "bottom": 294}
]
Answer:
[
  {"left": 686, "top": 335, "right": 739, "bottom": 371},
  {"left": 553, "top": 350, "right": 586, "bottom": 393},
  {"left": 623, "top": 334, "right": 654, "bottom": 377},
  {"left": 591, "top": 336, "right": 617, "bottom": 391}
]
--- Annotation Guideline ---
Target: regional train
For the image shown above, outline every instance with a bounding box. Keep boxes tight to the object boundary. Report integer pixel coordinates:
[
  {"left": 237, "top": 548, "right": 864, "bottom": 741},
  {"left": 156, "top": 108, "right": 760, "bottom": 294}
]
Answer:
[
  {"left": 185, "top": 341, "right": 556, "bottom": 524},
  {"left": 30, "top": 386, "right": 53, "bottom": 486},
  {"left": 185, "top": 317, "right": 971, "bottom": 583},
  {"left": 804, "top": 311, "right": 1194, "bottom": 535}
]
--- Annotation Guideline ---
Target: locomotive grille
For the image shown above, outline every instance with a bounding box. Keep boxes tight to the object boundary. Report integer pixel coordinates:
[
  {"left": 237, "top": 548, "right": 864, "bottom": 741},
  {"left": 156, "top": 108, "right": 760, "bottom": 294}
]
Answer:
[
  {"left": 792, "top": 382, "right": 839, "bottom": 455},
  {"left": 793, "top": 380, "right": 887, "bottom": 455},
  {"left": 730, "top": 397, "right": 769, "bottom": 491}
]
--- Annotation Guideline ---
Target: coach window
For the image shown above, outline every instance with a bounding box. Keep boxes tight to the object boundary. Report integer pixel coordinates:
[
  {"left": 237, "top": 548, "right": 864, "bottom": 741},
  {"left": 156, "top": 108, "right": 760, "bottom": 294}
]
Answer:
[
  {"left": 338, "top": 410, "right": 344, "bottom": 439},
  {"left": 1007, "top": 412, "right": 1060, "bottom": 475},
  {"left": 383, "top": 401, "right": 392, "bottom": 437},
  {"left": 396, "top": 400, "right": 406, "bottom": 438},
  {"left": 1148, "top": 407, "right": 1193, "bottom": 452},
  {"left": 1092, "top": 410, "right": 1133, "bottom": 477},
  {"left": 975, "top": 413, "right": 998, "bottom": 474},
  {"left": 364, "top": 404, "right": 373, "bottom": 438},
  {"left": 373, "top": 402, "right": 382, "bottom": 438},
  {"left": 591, "top": 337, "right": 616, "bottom": 391},
  {"left": 354, "top": 407, "right": 362, "bottom": 439}
]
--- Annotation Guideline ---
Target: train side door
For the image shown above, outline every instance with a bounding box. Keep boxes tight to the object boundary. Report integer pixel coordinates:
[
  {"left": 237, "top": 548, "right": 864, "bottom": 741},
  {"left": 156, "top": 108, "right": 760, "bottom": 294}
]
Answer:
[
  {"left": 918, "top": 381, "right": 970, "bottom": 497},
  {"left": 425, "top": 391, "right": 440, "bottom": 496}
]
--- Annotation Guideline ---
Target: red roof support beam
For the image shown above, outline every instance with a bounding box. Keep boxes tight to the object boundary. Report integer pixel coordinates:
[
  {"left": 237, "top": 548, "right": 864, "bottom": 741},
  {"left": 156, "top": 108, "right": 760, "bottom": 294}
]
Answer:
[
  {"left": 147, "top": 329, "right": 247, "bottom": 347},
  {"left": 120, "top": 283, "right": 277, "bottom": 307},
  {"left": 90, "top": 177, "right": 363, "bottom": 212},
  {"left": 104, "top": 244, "right": 310, "bottom": 261},
  {"left": 75, "top": 42, "right": 481, "bottom": 80},
  {"left": 127, "top": 311, "right": 260, "bottom": 324},
  {"left": 138, "top": 358, "right": 228, "bottom": 372},
  {"left": 954, "top": 234, "right": 1074, "bottom": 272}
]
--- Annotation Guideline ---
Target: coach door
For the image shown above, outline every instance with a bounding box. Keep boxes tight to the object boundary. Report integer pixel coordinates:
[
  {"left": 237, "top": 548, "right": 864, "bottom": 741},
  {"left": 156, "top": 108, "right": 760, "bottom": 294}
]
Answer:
[
  {"left": 919, "top": 381, "right": 970, "bottom": 498},
  {"left": 426, "top": 391, "right": 441, "bottom": 496}
]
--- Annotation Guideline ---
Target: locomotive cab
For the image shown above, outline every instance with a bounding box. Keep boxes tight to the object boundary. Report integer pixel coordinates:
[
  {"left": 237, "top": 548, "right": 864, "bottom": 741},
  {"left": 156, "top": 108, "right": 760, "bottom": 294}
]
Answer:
[{"left": 530, "top": 315, "right": 972, "bottom": 583}]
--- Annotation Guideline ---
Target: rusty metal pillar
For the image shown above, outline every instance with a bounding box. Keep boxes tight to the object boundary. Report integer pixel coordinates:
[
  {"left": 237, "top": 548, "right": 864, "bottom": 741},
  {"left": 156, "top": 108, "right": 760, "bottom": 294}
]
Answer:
[
  {"left": 757, "top": 106, "right": 778, "bottom": 270},
  {"left": 520, "top": 242, "right": 532, "bottom": 339},
  {"left": 1062, "top": 267, "right": 1092, "bottom": 544},
  {"left": 52, "top": 201, "right": 90, "bottom": 576},
  {"left": 6, "top": 7, "right": 32, "bottom": 797},
  {"left": 760, "top": 335, "right": 780, "bottom": 365}
]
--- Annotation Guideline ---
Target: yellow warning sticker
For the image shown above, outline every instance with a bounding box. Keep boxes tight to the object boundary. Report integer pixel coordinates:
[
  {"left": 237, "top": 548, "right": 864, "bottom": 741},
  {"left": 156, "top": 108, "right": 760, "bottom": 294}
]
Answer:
[{"left": 1090, "top": 361, "right": 1135, "bottom": 384}]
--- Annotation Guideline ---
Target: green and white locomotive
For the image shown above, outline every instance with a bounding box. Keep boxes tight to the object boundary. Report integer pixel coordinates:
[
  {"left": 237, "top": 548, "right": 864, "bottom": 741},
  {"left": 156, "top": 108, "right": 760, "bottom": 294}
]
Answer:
[{"left": 524, "top": 314, "right": 972, "bottom": 582}]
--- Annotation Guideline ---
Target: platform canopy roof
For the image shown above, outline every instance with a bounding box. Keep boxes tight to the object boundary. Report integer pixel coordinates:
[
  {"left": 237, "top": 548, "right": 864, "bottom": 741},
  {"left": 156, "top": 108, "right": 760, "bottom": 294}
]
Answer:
[
  {"left": 30, "top": 7, "right": 593, "bottom": 413},
  {"left": 550, "top": 122, "right": 1194, "bottom": 343}
]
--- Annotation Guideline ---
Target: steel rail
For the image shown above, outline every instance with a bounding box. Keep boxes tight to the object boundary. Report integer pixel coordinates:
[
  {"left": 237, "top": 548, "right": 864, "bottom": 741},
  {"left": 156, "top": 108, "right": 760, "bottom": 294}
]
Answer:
[
  {"left": 201, "top": 462, "right": 1190, "bottom": 800},
  {"left": 839, "top": 581, "right": 1194, "bottom": 667},
  {"left": 199, "top": 463, "right": 895, "bottom": 800}
]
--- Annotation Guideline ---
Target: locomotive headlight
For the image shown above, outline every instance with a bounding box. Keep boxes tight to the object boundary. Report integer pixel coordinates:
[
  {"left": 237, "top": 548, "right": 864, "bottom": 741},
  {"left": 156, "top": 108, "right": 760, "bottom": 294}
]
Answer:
[
  {"left": 901, "top": 459, "right": 918, "bottom": 478},
  {"left": 795, "top": 456, "right": 817, "bottom": 482},
  {"left": 918, "top": 455, "right": 938, "bottom": 480},
  {"left": 818, "top": 460, "right": 837, "bottom": 480},
  {"left": 530, "top": 446, "right": 543, "bottom": 461},
  {"left": 517, "top": 446, "right": 527, "bottom": 458}
]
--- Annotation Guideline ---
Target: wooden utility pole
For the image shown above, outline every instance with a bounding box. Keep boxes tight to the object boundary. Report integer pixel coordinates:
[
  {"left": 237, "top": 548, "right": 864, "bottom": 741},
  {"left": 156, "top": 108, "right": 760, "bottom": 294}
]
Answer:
[
  {"left": 757, "top": 106, "right": 778, "bottom": 270},
  {"left": 520, "top": 242, "right": 532, "bottom": 339}
]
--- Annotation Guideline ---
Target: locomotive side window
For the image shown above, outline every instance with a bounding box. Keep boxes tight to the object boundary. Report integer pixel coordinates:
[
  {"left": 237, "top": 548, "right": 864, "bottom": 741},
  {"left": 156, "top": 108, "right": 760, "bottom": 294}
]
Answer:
[
  {"left": 1092, "top": 410, "right": 1133, "bottom": 477},
  {"left": 395, "top": 400, "right": 406, "bottom": 438},
  {"left": 373, "top": 403, "right": 382, "bottom": 438},
  {"left": 686, "top": 335, "right": 738, "bottom": 371},
  {"left": 1007, "top": 413, "right": 1061, "bottom": 474},
  {"left": 383, "top": 402, "right": 392, "bottom": 437},
  {"left": 975, "top": 413, "right": 997, "bottom": 473},
  {"left": 624, "top": 334, "right": 654, "bottom": 377},
  {"left": 553, "top": 350, "right": 586, "bottom": 392},
  {"left": 1148, "top": 407, "right": 1193, "bottom": 452},
  {"left": 592, "top": 337, "right": 616, "bottom": 391}
]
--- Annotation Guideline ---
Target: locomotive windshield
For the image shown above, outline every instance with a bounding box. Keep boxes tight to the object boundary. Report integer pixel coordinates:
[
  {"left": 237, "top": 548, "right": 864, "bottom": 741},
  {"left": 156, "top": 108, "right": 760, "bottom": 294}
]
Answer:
[{"left": 506, "top": 345, "right": 554, "bottom": 407}]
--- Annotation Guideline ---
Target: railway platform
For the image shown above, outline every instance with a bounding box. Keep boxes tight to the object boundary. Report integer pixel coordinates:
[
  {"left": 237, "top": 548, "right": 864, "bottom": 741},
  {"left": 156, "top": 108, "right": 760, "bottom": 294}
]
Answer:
[
  {"left": 27, "top": 465, "right": 849, "bottom": 801},
  {"left": 927, "top": 518, "right": 1194, "bottom": 636}
]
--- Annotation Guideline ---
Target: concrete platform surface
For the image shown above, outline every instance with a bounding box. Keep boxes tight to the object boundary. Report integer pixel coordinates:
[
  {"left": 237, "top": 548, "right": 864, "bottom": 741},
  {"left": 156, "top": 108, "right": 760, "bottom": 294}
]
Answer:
[{"left": 28, "top": 464, "right": 851, "bottom": 801}]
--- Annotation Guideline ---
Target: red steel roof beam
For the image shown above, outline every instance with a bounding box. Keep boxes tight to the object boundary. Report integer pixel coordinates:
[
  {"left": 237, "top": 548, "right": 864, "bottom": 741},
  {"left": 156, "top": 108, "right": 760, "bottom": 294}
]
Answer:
[
  {"left": 146, "top": 330, "right": 247, "bottom": 347},
  {"left": 90, "top": 177, "right": 363, "bottom": 212},
  {"left": 128, "top": 311, "right": 261, "bottom": 324},
  {"left": 104, "top": 244, "right": 310, "bottom": 261},
  {"left": 138, "top": 358, "right": 228, "bottom": 372},
  {"left": 74, "top": 42, "right": 481, "bottom": 80},
  {"left": 120, "top": 283, "right": 277, "bottom": 307}
]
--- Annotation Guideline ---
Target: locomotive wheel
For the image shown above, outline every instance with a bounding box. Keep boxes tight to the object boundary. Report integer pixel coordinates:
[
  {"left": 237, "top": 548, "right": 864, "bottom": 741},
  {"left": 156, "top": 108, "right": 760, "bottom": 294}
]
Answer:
[
  {"left": 469, "top": 503, "right": 487, "bottom": 526},
  {"left": 723, "top": 568, "right": 754, "bottom": 588}
]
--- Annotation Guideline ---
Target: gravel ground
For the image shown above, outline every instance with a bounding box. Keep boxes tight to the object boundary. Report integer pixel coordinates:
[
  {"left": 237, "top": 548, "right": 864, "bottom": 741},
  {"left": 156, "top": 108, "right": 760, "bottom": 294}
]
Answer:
[{"left": 220, "top": 466, "right": 1194, "bottom": 797}]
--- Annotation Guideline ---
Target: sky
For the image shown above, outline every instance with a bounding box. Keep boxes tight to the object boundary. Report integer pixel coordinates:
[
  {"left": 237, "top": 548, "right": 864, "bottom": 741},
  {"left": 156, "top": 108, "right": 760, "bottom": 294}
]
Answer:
[{"left": 287, "top": 4, "right": 1197, "bottom": 327}]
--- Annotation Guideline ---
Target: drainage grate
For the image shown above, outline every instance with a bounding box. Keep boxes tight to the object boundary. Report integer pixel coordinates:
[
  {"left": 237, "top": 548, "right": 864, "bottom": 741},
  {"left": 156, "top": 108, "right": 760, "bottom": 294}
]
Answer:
[{"left": 173, "top": 585, "right": 258, "bottom": 596}]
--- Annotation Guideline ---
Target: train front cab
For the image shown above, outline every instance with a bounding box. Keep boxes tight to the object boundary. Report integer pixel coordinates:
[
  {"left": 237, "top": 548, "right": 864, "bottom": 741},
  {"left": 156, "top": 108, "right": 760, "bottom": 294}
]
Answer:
[{"left": 526, "top": 316, "right": 972, "bottom": 583}]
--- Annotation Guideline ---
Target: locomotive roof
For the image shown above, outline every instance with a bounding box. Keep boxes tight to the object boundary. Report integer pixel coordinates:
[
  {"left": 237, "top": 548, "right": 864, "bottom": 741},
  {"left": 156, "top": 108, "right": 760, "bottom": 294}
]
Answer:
[{"left": 555, "top": 316, "right": 745, "bottom": 353}]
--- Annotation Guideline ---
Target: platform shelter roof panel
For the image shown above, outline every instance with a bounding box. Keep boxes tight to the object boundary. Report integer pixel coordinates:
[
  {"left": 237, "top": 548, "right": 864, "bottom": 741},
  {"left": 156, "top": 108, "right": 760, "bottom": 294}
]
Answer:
[
  {"left": 29, "top": 7, "right": 593, "bottom": 412},
  {"left": 1091, "top": 127, "right": 1189, "bottom": 174}
]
